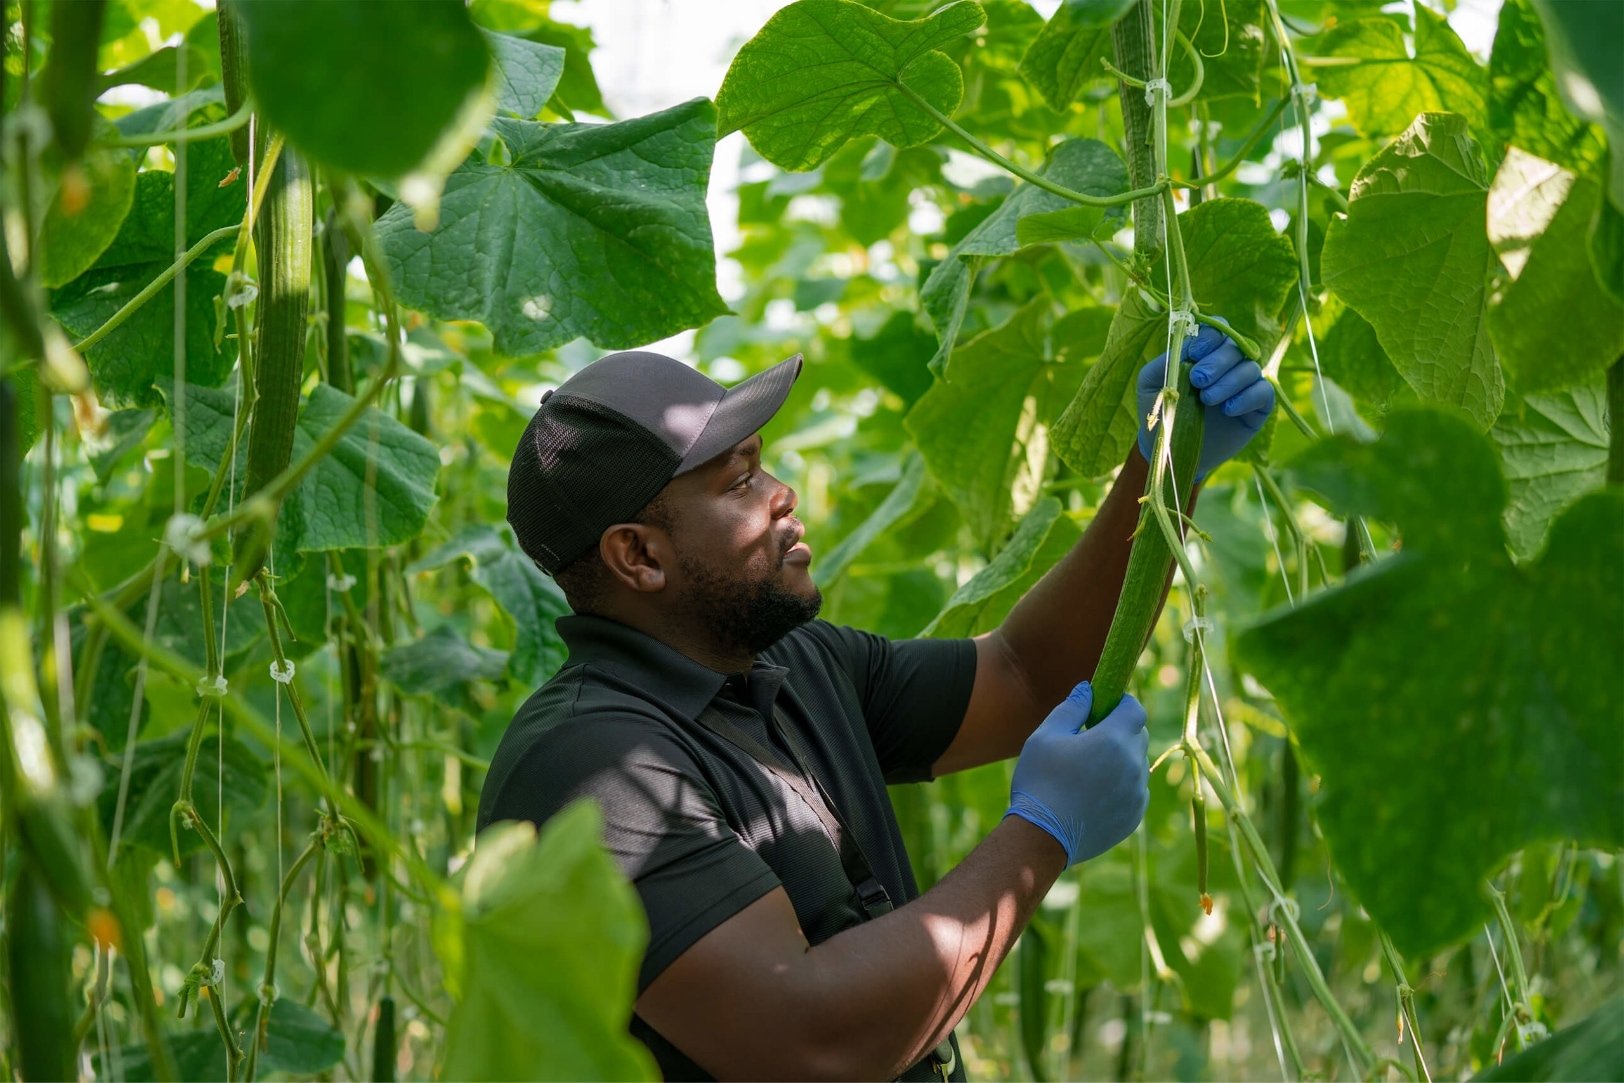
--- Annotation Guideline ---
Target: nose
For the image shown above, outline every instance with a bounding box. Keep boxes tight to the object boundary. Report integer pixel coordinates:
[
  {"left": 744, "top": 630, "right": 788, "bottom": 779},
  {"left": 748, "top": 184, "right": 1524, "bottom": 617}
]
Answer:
[{"left": 768, "top": 474, "right": 797, "bottom": 519}]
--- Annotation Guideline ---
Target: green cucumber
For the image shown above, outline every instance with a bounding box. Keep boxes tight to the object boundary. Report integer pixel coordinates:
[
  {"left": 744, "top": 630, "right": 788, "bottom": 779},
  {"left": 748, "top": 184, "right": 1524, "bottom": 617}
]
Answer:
[
  {"left": 234, "top": 145, "right": 313, "bottom": 583},
  {"left": 1086, "top": 361, "right": 1204, "bottom": 726},
  {"left": 217, "top": 0, "right": 253, "bottom": 169},
  {"left": 5, "top": 859, "right": 78, "bottom": 1083},
  {"left": 40, "top": 0, "right": 108, "bottom": 162},
  {"left": 322, "top": 207, "right": 352, "bottom": 394}
]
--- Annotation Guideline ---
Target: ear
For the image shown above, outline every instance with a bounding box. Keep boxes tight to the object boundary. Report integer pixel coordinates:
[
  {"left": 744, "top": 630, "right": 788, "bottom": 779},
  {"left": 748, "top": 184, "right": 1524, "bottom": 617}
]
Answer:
[{"left": 599, "top": 522, "right": 669, "bottom": 594}]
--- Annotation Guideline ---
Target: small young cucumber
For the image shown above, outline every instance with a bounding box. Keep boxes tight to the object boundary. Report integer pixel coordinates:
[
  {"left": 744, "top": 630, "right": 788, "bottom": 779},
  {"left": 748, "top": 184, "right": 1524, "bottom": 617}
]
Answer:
[
  {"left": 234, "top": 146, "right": 313, "bottom": 584},
  {"left": 1087, "top": 360, "right": 1204, "bottom": 726}
]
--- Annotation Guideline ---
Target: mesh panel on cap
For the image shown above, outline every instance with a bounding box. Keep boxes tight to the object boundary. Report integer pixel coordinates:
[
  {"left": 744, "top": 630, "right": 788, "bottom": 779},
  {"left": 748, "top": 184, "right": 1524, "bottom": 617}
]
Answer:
[{"left": 507, "top": 394, "right": 680, "bottom": 574}]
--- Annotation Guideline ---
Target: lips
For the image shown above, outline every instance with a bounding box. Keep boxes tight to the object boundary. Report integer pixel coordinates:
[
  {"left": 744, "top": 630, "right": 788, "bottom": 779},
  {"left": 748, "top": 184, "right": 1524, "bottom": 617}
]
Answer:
[{"left": 781, "top": 521, "right": 811, "bottom": 565}]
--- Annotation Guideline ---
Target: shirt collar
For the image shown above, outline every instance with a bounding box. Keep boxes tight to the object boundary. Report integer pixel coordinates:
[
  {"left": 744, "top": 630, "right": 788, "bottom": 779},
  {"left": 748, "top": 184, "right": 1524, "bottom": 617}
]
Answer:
[{"left": 556, "top": 613, "right": 788, "bottom": 719}]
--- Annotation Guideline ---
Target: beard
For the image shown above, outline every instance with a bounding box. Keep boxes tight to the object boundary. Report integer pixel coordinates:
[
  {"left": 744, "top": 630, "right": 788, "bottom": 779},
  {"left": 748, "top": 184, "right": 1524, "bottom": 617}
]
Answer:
[{"left": 677, "top": 549, "right": 822, "bottom": 656}]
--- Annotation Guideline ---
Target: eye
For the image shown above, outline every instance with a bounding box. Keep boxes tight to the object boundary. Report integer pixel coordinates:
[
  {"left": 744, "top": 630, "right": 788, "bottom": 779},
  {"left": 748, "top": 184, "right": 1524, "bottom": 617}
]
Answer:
[{"left": 730, "top": 471, "right": 754, "bottom": 493}]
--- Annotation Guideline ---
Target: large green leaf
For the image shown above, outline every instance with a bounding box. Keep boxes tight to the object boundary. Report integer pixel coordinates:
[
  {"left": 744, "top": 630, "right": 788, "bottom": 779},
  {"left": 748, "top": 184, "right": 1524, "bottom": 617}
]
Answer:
[
  {"left": 1490, "top": 378, "right": 1609, "bottom": 562},
  {"left": 716, "top": 0, "right": 986, "bottom": 172},
  {"left": 816, "top": 453, "right": 931, "bottom": 587},
  {"left": 920, "top": 138, "right": 1127, "bottom": 374},
  {"left": 1050, "top": 290, "right": 1159, "bottom": 479},
  {"left": 1236, "top": 409, "right": 1624, "bottom": 958},
  {"left": 1529, "top": 0, "right": 1624, "bottom": 209},
  {"left": 910, "top": 301, "right": 1056, "bottom": 539},
  {"left": 1017, "top": 0, "right": 1134, "bottom": 112},
  {"left": 97, "top": 732, "right": 267, "bottom": 858},
  {"left": 1305, "top": 7, "right": 1487, "bottom": 138},
  {"left": 411, "top": 525, "right": 570, "bottom": 687},
  {"left": 105, "top": 1000, "right": 344, "bottom": 1081},
  {"left": 1051, "top": 198, "right": 1296, "bottom": 478},
  {"left": 1476, "top": 998, "right": 1624, "bottom": 1082},
  {"left": 1488, "top": 0, "right": 1604, "bottom": 175},
  {"left": 38, "top": 129, "right": 137, "bottom": 288},
  {"left": 1486, "top": 149, "right": 1624, "bottom": 392},
  {"left": 382, "top": 626, "right": 509, "bottom": 700},
  {"left": 924, "top": 498, "right": 1082, "bottom": 637},
  {"left": 1168, "top": 0, "right": 1266, "bottom": 106},
  {"left": 1322, "top": 112, "right": 1505, "bottom": 429},
  {"left": 49, "top": 137, "right": 243, "bottom": 406},
  {"left": 438, "top": 807, "right": 656, "bottom": 1081},
  {"left": 482, "top": 29, "right": 565, "bottom": 119},
  {"left": 237, "top": 0, "right": 493, "bottom": 179},
  {"left": 377, "top": 100, "right": 727, "bottom": 355},
  {"left": 1319, "top": 305, "right": 1403, "bottom": 413},
  {"left": 171, "top": 382, "right": 441, "bottom": 554}
]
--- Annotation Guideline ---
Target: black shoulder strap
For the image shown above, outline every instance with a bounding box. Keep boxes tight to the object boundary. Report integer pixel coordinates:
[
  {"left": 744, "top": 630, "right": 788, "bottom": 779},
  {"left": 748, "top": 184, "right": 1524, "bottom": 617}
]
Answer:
[{"left": 695, "top": 703, "right": 894, "bottom": 918}]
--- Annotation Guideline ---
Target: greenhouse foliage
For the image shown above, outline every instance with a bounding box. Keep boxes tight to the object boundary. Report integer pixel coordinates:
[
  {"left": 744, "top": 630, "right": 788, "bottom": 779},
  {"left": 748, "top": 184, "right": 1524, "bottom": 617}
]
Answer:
[{"left": 1, "top": 0, "right": 1621, "bottom": 1079}]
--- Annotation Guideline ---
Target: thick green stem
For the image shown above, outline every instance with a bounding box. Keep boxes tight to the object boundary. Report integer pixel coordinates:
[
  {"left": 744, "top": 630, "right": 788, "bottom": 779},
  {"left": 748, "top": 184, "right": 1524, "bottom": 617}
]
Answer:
[{"left": 1112, "top": 0, "right": 1161, "bottom": 265}]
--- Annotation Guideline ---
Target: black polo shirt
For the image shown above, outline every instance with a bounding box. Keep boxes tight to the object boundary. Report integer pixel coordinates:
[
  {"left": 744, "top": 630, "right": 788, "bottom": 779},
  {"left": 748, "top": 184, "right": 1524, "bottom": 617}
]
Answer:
[{"left": 477, "top": 614, "right": 978, "bottom": 1080}]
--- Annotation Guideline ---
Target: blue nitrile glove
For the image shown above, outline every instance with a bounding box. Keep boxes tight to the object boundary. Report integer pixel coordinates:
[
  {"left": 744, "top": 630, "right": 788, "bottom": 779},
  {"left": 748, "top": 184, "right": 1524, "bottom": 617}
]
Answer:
[
  {"left": 1136, "top": 324, "right": 1275, "bottom": 481},
  {"left": 1005, "top": 682, "right": 1150, "bottom": 868}
]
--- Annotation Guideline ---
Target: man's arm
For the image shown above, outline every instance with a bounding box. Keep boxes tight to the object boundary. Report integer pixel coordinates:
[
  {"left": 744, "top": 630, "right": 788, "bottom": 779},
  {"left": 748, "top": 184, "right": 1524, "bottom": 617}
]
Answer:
[
  {"left": 635, "top": 816, "right": 1064, "bottom": 1081},
  {"left": 934, "top": 326, "right": 1273, "bottom": 775},
  {"left": 936, "top": 447, "right": 1163, "bottom": 774},
  {"left": 636, "top": 687, "right": 1148, "bottom": 1081}
]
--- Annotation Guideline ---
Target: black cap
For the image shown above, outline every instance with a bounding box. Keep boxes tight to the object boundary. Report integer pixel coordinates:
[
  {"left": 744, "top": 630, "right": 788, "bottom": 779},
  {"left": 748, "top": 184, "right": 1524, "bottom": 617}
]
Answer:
[{"left": 507, "top": 350, "right": 804, "bottom": 574}]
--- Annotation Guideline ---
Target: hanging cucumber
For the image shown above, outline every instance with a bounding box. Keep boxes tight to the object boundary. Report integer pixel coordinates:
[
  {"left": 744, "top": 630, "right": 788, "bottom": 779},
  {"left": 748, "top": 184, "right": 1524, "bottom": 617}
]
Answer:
[
  {"left": 217, "top": 0, "right": 253, "bottom": 169},
  {"left": 1086, "top": 365, "right": 1204, "bottom": 727},
  {"left": 40, "top": 0, "right": 108, "bottom": 163},
  {"left": 234, "top": 145, "right": 314, "bottom": 585},
  {"left": 5, "top": 859, "right": 79, "bottom": 1083}
]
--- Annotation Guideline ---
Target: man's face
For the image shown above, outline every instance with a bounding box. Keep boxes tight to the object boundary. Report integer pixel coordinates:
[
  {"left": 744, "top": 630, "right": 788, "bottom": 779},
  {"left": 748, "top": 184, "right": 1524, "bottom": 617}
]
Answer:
[{"left": 660, "top": 432, "right": 822, "bottom": 655}]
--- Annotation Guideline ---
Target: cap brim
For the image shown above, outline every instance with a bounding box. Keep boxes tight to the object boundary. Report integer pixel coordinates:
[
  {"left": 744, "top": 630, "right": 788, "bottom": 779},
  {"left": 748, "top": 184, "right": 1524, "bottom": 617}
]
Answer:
[{"left": 675, "top": 353, "right": 803, "bottom": 473}]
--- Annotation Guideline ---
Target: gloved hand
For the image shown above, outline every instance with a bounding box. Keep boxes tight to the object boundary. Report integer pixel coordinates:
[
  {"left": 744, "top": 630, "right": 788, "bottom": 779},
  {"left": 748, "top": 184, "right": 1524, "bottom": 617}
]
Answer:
[
  {"left": 1136, "top": 324, "right": 1275, "bottom": 481},
  {"left": 1005, "top": 682, "right": 1149, "bottom": 868}
]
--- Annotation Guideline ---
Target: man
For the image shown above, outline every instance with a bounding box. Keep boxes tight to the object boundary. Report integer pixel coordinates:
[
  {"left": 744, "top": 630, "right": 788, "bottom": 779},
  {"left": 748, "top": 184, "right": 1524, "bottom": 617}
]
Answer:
[{"left": 479, "top": 326, "right": 1273, "bottom": 1081}]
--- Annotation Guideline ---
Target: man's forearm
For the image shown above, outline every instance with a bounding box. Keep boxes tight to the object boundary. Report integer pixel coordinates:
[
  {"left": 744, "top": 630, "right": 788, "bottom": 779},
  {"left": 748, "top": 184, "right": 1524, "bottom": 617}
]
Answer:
[
  {"left": 997, "top": 448, "right": 1191, "bottom": 708},
  {"left": 799, "top": 817, "right": 1066, "bottom": 1079}
]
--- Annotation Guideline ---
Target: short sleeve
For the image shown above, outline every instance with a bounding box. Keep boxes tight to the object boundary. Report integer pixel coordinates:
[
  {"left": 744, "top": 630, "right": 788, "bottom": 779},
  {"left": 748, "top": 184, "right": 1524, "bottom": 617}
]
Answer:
[
  {"left": 803, "top": 623, "right": 978, "bottom": 784},
  {"left": 480, "top": 711, "right": 782, "bottom": 990}
]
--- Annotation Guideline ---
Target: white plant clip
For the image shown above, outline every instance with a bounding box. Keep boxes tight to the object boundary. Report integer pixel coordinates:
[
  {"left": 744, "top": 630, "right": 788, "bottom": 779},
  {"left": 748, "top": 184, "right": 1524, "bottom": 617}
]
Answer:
[
  {"left": 1182, "top": 615, "right": 1213, "bottom": 643},
  {"left": 164, "top": 513, "right": 211, "bottom": 566},
  {"left": 269, "top": 659, "right": 295, "bottom": 685},
  {"left": 196, "top": 674, "right": 229, "bottom": 699},
  {"left": 1291, "top": 81, "right": 1318, "bottom": 106},
  {"left": 199, "top": 958, "right": 225, "bottom": 988},
  {"left": 1143, "top": 77, "right": 1171, "bottom": 107},
  {"left": 224, "top": 273, "right": 259, "bottom": 310},
  {"left": 326, "top": 571, "right": 357, "bottom": 592},
  {"left": 1170, "top": 307, "right": 1199, "bottom": 342}
]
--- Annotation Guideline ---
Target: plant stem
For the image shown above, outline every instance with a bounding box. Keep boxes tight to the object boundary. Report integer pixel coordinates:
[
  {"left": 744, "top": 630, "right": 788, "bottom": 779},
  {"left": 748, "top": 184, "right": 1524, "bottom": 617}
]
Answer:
[
  {"left": 106, "top": 99, "right": 252, "bottom": 148},
  {"left": 1187, "top": 742, "right": 1378, "bottom": 1076},
  {"left": 70, "top": 225, "right": 238, "bottom": 354},
  {"left": 75, "top": 573, "right": 444, "bottom": 894},
  {"left": 901, "top": 89, "right": 1167, "bottom": 209},
  {"left": 1171, "top": 97, "right": 1289, "bottom": 190},
  {"left": 1380, "top": 932, "right": 1433, "bottom": 1082},
  {"left": 243, "top": 836, "right": 322, "bottom": 1083}
]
